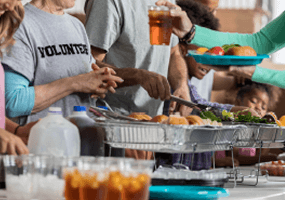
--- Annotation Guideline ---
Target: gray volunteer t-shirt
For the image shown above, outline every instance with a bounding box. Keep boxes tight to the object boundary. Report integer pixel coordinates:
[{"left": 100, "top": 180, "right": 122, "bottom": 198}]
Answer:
[
  {"left": 2, "top": 3, "right": 95, "bottom": 124},
  {"left": 85, "top": 0, "right": 179, "bottom": 117}
]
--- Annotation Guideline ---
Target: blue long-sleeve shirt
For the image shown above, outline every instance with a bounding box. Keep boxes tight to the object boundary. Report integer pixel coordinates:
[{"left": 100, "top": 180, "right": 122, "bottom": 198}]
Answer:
[{"left": 3, "top": 64, "right": 35, "bottom": 118}]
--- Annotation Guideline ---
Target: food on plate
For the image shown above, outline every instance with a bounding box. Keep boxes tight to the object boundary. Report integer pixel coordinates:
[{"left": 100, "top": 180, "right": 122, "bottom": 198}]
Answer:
[
  {"left": 260, "top": 160, "right": 285, "bottom": 176},
  {"left": 200, "top": 111, "right": 222, "bottom": 122},
  {"left": 206, "top": 46, "right": 225, "bottom": 55},
  {"left": 222, "top": 44, "right": 241, "bottom": 52},
  {"left": 165, "top": 115, "right": 189, "bottom": 125},
  {"left": 262, "top": 112, "right": 281, "bottom": 126},
  {"left": 186, "top": 115, "right": 204, "bottom": 125},
  {"left": 201, "top": 118, "right": 223, "bottom": 126},
  {"left": 150, "top": 115, "right": 168, "bottom": 123},
  {"left": 196, "top": 47, "right": 209, "bottom": 54},
  {"left": 128, "top": 112, "right": 152, "bottom": 121},
  {"left": 224, "top": 46, "right": 257, "bottom": 56},
  {"left": 201, "top": 110, "right": 277, "bottom": 125},
  {"left": 222, "top": 110, "right": 234, "bottom": 120},
  {"left": 279, "top": 115, "right": 285, "bottom": 126}
]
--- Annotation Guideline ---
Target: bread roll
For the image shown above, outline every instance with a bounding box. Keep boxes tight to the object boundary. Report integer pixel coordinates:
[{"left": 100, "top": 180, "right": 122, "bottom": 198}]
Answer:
[
  {"left": 167, "top": 115, "right": 189, "bottom": 125},
  {"left": 128, "top": 112, "right": 152, "bottom": 121},
  {"left": 150, "top": 115, "right": 169, "bottom": 123},
  {"left": 225, "top": 46, "right": 257, "bottom": 56},
  {"left": 186, "top": 115, "right": 204, "bottom": 125}
]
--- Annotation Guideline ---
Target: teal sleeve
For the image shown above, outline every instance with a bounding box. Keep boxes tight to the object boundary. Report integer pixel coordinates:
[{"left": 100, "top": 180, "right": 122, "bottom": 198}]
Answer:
[
  {"left": 252, "top": 66, "right": 285, "bottom": 89},
  {"left": 4, "top": 66, "right": 35, "bottom": 118},
  {"left": 192, "top": 11, "right": 285, "bottom": 55}
]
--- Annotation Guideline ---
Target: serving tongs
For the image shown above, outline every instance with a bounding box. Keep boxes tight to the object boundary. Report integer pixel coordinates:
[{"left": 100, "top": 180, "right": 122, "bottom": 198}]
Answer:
[
  {"left": 170, "top": 95, "right": 223, "bottom": 118},
  {"left": 89, "top": 106, "right": 138, "bottom": 121}
]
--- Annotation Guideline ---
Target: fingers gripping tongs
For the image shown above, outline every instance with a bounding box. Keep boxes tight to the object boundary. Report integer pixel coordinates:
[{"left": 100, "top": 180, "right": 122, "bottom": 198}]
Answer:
[
  {"left": 170, "top": 95, "right": 209, "bottom": 111},
  {"left": 89, "top": 106, "right": 138, "bottom": 121},
  {"left": 170, "top": 95, "right": 223, "bottom": 118}
]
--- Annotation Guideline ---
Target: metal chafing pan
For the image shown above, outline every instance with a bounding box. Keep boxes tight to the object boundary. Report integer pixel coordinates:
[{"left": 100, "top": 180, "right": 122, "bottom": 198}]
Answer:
[
  {"left": 95, "top": 121, "right": 246, "bottom": 153},
  {"left": 274, "top": 126, "right": 285, "bottom": 142},
  {"left": 223, "top": 122, "right": 280, "bottom": 147}
]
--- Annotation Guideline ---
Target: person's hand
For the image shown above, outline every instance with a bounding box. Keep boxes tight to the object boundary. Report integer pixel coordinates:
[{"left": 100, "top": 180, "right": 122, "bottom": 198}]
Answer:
[
  {"left": 0, "top": 128, "right": 29, "bottom": 155},
  {"left": 137, "top": 69, "right": 171, "bottom": 100},
  {"left": 15, "top": 120, "right": 39, "bottom": 145},
  {"left": 90, "top": 63, "right": 122, "bottom": 98},
  {"left": 228, "top": 66, "right": 256, "bottom": 80},
  {"left": 75, "top": 64, "right": 124, "bottom": 98},
  {"left": 155, "top": 0, "right": 193, "bottom": 38},
  {"left": 169, "top": 86, "right": 193, "bottom": 116}
]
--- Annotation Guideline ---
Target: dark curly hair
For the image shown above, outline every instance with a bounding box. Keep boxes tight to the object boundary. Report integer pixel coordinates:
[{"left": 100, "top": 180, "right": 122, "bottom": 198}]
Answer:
[
  {"left": 236, "top": 81, "right": 282, "bottom": 110},
  {"left": 176, "top": 0, "right": 220, "bottom": 31}
]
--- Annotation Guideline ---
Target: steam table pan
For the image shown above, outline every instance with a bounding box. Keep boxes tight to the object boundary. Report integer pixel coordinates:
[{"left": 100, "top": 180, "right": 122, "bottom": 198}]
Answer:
[
  {"left": 96, "top": 121, "right": 246, "bottom": 153},
  {"left": 223, "top": 122, "right": 279, "bottom": 147}
]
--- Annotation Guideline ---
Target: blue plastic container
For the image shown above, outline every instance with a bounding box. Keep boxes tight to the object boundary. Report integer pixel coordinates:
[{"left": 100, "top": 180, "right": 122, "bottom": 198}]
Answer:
[
  {"left": 187, "top": 50, "right": 270, "bottom": 66},
  {"left": 149, "top": 185, "right": 230, "bottom": 200}
]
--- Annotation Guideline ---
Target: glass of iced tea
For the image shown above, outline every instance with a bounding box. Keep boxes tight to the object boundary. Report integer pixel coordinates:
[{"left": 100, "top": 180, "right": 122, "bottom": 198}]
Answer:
[
  {"left": 106, "top": 159, "right": 154, "bottom": 200},
  {"left": 63, "top": 156, "right": 97, "bottom": 200},
  {"left": 148, "top": 5, "right": 173, "bottom": 45}
]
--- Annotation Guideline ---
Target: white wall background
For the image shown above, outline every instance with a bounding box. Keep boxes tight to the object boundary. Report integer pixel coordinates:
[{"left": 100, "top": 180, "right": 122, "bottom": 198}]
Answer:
[{"left": 270, "top": 0, "right": 285, "bottom": 64}]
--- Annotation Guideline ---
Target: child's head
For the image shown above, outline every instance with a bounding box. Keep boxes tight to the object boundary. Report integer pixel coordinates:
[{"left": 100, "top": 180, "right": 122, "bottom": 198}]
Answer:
[
  {"left": 235, "top": 82, "right": 281, "bottom": 117},
  {"left": 192, "top": 0, "right": 220, "bottom": 16},
  {"left": 180, "top": 44, "right": 212, "bottom": 80},
  {"left": 177, "top": 0, "right": 220, "bottom": 80}
]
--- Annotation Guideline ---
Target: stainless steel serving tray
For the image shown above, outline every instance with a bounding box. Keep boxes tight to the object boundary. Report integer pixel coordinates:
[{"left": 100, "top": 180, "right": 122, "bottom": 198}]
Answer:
[
  {"left": 95, "top": 121, "right": 246, "bottom": 153},
  {"left": 222, "top": 122, "right": 279, "bottom": 147},
  {"left": 274, "top": 126, "right": 285, "bottom": 143}
]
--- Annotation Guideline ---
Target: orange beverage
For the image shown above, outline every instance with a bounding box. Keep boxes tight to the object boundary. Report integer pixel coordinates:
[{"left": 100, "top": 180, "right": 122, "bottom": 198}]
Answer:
[
  {"left": 106, "top": 171, "right": 151, "bottom": 200},
  {"left": 64, "top": 169, "right": 81, "bottom": 200},
  {"left": 148, "top": 6, "right": 173, "bottom": 45},
  {"left": 106, "top": 171, "right": 125, "bottom": 200},
  {"left": 123, "top": 174, "right": 151, "bottom": 200},
  {"left": 80, "top": 172, "right": 108, "bottom": 200}
]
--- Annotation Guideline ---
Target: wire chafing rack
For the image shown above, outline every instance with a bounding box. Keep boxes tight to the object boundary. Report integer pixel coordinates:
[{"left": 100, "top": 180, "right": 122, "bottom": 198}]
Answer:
[{"left": 91, "top": 118, "right": 285, "bottom": 187}]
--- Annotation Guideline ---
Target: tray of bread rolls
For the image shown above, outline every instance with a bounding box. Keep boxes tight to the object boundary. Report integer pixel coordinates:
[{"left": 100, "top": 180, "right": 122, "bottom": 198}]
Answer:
[{"left": 94, "top": 113, "right": 247, "bottom": 153}]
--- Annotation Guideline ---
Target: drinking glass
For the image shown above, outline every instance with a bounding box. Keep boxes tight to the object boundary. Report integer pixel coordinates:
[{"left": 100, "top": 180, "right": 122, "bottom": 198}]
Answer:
[
  {"left": 32, "top": 155, "right": 65, "bottom": 200},
  {"left": 148, "top": 5, "right": 173, "bottom": 45},
  {"left": 3, "top": 155, "right": 35, "bottom": 200},
  {"left": 63, "top": 156, "right": 97, "bottom": 200}
]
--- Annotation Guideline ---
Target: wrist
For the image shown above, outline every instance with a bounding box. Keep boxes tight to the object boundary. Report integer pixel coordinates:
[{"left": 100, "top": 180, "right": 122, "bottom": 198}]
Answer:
[
  {"left": 69, "top": 75, "right": 82, "bottom": 93},
  {"left": 179, "top": 24, "right": 196, "bottom": 44},
  {"left": 14, "top": 125, "right": 21, "bottom": 135},
  {"left": 117, "top": 68, "right": 143, "bottom": 86}
]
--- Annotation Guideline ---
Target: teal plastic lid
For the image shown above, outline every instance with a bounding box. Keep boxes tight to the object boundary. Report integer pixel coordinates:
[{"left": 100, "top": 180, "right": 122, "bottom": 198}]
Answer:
[{"left": 149, "top": 186, "right": 230, "bottom": 200}]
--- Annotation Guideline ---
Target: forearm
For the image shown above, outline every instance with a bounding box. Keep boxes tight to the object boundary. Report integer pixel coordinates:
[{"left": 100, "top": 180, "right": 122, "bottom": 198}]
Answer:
[
  {"left": 33, "top": 76, "right": 76, "bottom": 113},
  {"left": 168, "top": 46, "right": 188, "bottom": 90},
  {"left": 252, "top": 66, "right": 285, "bottom": 89},
  {"left": 5, "top": 118, "right": 19, "bottom": 134},
  {"left": 96, "top": 60, "right": 142, "bottom": 88},
  {"left": 192, "top": 26, "right": 273, "bottom": 54}
]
